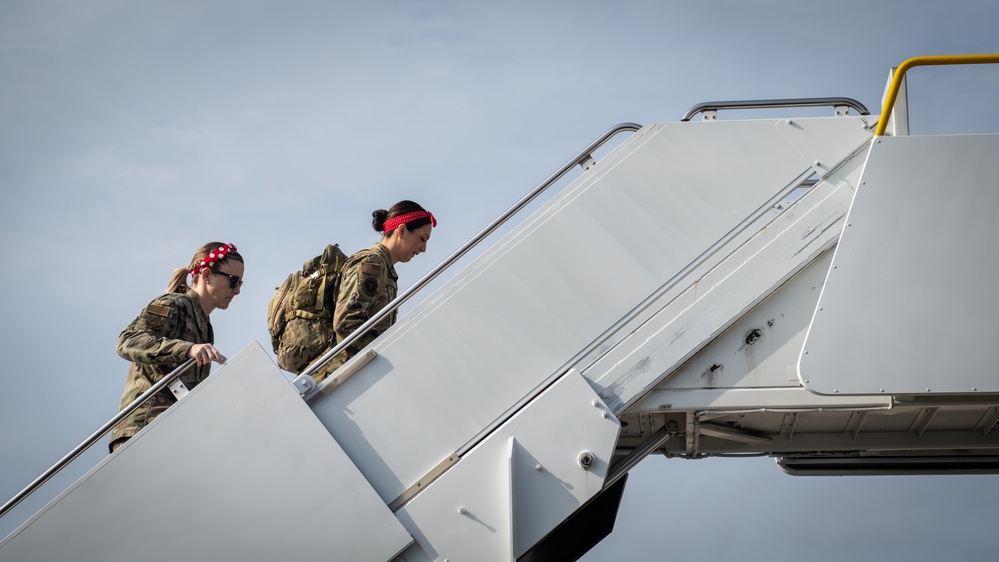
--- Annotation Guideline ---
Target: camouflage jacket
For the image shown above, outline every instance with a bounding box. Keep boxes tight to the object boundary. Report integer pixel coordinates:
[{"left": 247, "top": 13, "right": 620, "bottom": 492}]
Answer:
[
  {"left": 313, "top": 243, "right": 398, "bottom": 383},
  {"left": 110, "top": 288, "right": 213, "bottom": 449}
]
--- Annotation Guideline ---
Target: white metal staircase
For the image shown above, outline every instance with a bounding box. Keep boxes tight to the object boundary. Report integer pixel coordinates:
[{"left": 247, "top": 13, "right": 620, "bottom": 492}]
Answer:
[{"left": 3, "top": 55, "right": 999, "bottom": 562}]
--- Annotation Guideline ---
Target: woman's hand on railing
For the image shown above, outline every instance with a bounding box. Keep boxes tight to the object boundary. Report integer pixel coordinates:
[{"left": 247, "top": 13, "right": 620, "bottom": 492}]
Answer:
[{"left": 188, "top": 343, "right": 224, "bottom": 366}]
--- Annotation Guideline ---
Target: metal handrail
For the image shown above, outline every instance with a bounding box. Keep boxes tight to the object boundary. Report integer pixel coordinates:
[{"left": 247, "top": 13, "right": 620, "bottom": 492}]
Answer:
[
  {"left": 0, "top": 358, "right": 197, "bottom": 519},
  {"left": 875, "top": 54, "right": 999, "bottom": 136},
  {"left": 681, "top": 97, "right": 869, "bottom": 122},
  {"left": 299, "top": 122, "right": 644, "bottom": 388}
]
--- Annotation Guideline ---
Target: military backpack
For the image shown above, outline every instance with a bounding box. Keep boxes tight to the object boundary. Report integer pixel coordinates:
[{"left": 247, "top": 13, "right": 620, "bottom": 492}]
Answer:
[{"left": 267, "top": 244, "right": 348, "bottom": 373}]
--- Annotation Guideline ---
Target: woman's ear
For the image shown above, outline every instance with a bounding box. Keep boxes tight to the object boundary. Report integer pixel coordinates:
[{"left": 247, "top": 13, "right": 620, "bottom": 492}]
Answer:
[{"left": 195, "top": 267, "right": 211, "bottom": 286}]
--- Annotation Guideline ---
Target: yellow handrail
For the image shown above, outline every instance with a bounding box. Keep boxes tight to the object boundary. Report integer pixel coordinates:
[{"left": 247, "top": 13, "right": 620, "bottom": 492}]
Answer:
[{"left": 875, "top": 54, "right": 999, "bottom": 136}]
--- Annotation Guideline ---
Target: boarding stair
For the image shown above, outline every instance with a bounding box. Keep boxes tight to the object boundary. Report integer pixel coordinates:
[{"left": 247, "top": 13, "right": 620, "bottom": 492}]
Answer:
[{"left": 3, "top": 55, "right": 999, "bottom": 561}]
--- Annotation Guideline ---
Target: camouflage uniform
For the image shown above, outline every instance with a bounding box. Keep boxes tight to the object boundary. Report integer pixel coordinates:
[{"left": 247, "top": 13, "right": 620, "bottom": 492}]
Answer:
[
  {"left": 312, "top": 242, "right": 397, "bottom": 383},
  {"left": 109, "top": 288, "right": 213, "bottom": 451}
]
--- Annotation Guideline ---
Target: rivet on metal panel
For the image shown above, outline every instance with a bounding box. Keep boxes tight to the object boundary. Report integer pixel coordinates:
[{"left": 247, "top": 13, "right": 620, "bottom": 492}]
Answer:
[
  {"left": 834, "top": 389, "right": 839, "bottom": 393},
  {"left": 786, "top": 119, "right": 794, "bottom": 126},
  {"left": 458, "top": 507, "right": 467, "bottom": 515},
  {"left": 591, "top": 399, "right": 599, "bottom": 407},
  {"left": 973, "top": 387, "right": 978, "bottom": 391},
  {"left": 577, "top": 451, "right": 595, "bottom": 470},
  {"left": 535, "top": 464, "right": 543, "bottom": 471},
  {"left": 880, "top": 389, "right": 885, "bottom": 393},
  {"left": 601, "top": 411, "right": 609, "bottom": 419},
  {"left": 804, "top": 379, "right": 810, "bottom": 384},
  {"left": 926, "top": 388, "right": 931, "bottom": 392}
]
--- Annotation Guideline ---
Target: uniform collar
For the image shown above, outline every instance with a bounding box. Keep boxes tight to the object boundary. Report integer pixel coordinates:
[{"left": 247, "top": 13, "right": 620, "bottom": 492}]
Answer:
[{"left": 372, "top": 242, "right": 399, "bottom": 281}]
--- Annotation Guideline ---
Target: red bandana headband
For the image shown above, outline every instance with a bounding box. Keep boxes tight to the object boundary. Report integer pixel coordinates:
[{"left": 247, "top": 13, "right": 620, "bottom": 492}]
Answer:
[
  {"left": 191, "top": 243, "right": 238, "bottom": 277},
  {"left": 383, "top": 211, "right": 437, "bottom": 235}
]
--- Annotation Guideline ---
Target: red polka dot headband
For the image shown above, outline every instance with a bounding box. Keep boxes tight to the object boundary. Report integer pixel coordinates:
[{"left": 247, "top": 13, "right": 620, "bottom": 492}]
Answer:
[
  {"left": 383, "top": 211, "right": 437, "bottom": 235},
  {"left": 191, "top": 243, "right": 238, "bottom": 277}
]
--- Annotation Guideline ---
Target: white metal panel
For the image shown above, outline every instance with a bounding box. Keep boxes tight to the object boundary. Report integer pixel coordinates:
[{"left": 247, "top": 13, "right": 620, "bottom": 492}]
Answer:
[
  {"left": 393, "top": 370, "right": 619, "bottom": 562},
  {"left": 309, "top": 117, "right": 875, "bottom": 504},
  {"left": 627, "top": 248, "right": 886, "bottom": 412},
  {"left": 0, "top": 343, "right": 412, "bottom": 562},
  {"left": 801, "top": 134, "right": 999, "bottom": 395},
  {"left": 587, "top": 167, "right": 859, "bottom": 412}
]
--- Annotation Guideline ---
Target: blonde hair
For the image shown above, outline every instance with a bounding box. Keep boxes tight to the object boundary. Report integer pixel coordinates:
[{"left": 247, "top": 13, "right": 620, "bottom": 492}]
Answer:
[{"left": 166, "top": 242, "right": 244, "bottom": 294}]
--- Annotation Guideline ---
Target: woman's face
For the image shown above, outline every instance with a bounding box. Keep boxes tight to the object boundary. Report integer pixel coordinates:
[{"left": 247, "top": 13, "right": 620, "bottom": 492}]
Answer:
[
  {"left": 205, "top": 259, "right": 244, "bottom": 311},
  {"left": 396, "top": 223, "right": 432, "bottom": 263}
]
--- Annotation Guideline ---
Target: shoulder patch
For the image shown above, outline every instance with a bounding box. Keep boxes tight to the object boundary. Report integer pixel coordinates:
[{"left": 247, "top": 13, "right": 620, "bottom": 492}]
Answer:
[
  {"left": 362, "top": 277, "right": 379, "bottom": 297},
  {"left": 360, "top": 262, "right": 382, "bottom": 276},
  {"left": 146, "top": 304, "right": 171, "bottom": 317}
]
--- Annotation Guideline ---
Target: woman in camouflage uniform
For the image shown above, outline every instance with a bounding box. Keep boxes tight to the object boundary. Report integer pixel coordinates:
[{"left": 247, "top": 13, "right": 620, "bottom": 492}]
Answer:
[
  {"left": 109, "top": 242, "right": 245, "bottom": 452},
  {"left": 313, "top": 201, "right": 435, "bottom": 383}
]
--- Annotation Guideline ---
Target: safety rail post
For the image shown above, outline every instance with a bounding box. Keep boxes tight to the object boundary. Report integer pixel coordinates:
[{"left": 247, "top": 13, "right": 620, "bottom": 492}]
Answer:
[
  {"left": 875, "top": 54, "right": 999, "bottom": 136},
  {"left": 0, "top": 358, "right": 197, "bottom": 519},
  {"left": 297, "top": 123, "right": 643, "bottom": 393}
]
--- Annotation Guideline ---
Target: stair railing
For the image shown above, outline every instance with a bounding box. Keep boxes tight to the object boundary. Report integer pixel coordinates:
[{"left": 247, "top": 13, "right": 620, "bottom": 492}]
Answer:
[
  {"left": 0, "top": 359, "right": 197, "bottom": 519},
  {"left": 681, "top": 97, "right": 869, "bottom": 122},
  {"left": 296, "top": 122, "right": 643, "bottom": 396}
]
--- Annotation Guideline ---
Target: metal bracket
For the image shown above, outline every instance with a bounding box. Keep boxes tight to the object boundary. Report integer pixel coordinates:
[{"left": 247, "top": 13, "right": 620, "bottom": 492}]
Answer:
[
  {"left": 389, "top": 453, "right": 459, "bottom": 511},
  {"left": 168, "top": 378, "right": 190, "bottom": 400},
  {"left": 290, "top": 373, "right": 315, "bottom": 395},
  {"left": 296, "top": 349, "right": 379, "bottom": 399}
]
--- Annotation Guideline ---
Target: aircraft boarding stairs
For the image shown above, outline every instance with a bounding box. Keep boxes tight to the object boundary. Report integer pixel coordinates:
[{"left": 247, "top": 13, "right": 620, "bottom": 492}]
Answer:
[{"left": 4, "top": 55, "right": 999, "bottom": 561}]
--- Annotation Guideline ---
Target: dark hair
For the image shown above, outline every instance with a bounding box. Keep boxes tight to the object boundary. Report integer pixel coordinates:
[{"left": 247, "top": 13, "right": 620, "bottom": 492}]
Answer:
[
  {"left": 372, "top": 200, "right": 432, "bottom": 234},
  {"left": 167, "top": 241, "right": 245, "bottom": 293}
]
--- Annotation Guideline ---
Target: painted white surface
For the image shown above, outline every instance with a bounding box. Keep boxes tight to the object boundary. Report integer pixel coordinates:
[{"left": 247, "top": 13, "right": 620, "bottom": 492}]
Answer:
[
  {"left": 801, "top": 134, "right": 999, "bottom": 395},
  {"left": 309, "top": 116, "right": 874, "bottom": 505},
  {"left": 0, "top": 343, "right": 412, "bottom": 562},
  {"left": 395, "top": 370, "right": 619, "bottom": 562}
]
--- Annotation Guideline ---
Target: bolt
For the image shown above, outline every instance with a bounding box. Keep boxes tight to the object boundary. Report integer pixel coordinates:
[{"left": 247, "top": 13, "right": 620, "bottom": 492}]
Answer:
[
  {"left": 458, "top": 507, "right": 467, "bottom": 515},
  {"left": 578, "top": 451, "right": 595, "bottom": 470},
  {"left": 536, "top": 464, "right": 543, "bottom": 471}
]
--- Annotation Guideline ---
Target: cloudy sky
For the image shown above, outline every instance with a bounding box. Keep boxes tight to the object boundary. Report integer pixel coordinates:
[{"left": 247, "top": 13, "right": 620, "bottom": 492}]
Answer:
[{"left": 2, "top": 1, "right": 999, "bottom": 559}]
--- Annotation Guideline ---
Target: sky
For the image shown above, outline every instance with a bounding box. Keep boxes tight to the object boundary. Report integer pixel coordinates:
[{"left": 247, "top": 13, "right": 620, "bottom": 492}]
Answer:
[{"left": 2, "top": 0, "right": 999, "bottom": 559}]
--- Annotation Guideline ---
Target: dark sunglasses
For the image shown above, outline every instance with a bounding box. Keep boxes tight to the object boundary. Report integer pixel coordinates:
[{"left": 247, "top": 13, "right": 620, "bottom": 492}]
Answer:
[{"left": 210, "top": 268, "right": 243, "bottom": 290}]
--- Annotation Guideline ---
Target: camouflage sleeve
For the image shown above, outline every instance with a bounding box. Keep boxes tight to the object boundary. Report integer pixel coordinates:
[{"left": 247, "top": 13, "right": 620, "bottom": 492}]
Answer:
[
  {"left": 116, "top": 296, "right": 194, "bottom": 364},
  {"left": 333, "top": 255, "right": 387, "bottom": 351}
]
